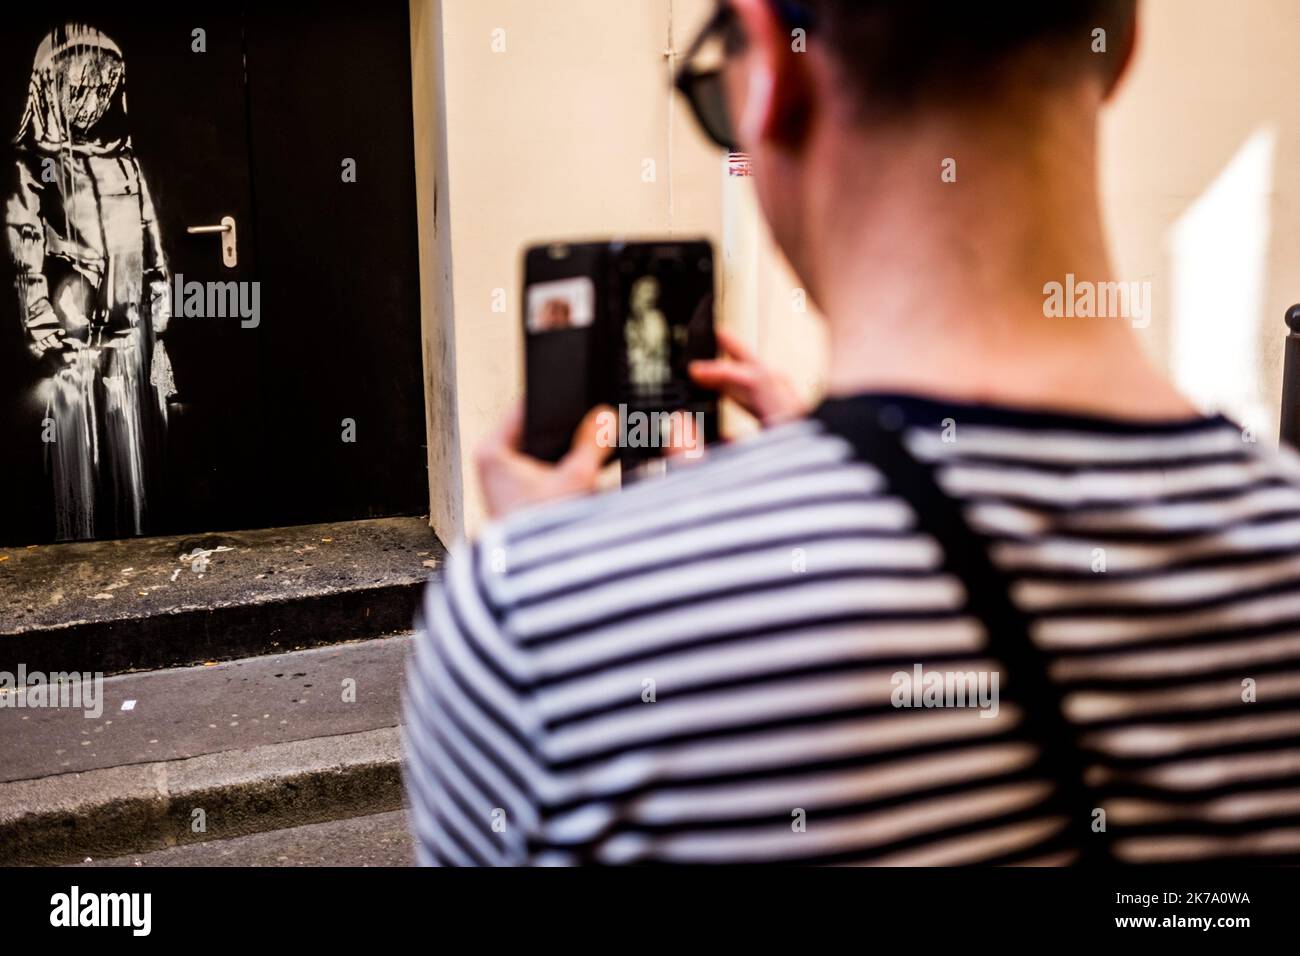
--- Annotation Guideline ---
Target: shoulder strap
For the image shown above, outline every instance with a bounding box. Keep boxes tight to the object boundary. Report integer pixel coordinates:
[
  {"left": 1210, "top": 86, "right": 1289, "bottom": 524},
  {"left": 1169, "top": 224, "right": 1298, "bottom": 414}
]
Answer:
[{"left": 815, "top": 398, "right": 1107, "bottom": 864}]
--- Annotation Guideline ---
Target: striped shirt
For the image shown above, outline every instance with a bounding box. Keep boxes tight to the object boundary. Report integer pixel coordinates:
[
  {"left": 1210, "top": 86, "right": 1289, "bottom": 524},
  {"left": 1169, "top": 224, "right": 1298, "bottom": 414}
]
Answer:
[{"left": 403, "top": 393, "right": 1300, "bottom": 865}]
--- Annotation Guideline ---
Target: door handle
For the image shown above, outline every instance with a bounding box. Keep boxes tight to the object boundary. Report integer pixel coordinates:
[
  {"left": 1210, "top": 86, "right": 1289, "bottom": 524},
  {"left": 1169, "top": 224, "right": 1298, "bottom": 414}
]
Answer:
[{"left": 186, "top": 215, "right": 237, "bottom": 268}]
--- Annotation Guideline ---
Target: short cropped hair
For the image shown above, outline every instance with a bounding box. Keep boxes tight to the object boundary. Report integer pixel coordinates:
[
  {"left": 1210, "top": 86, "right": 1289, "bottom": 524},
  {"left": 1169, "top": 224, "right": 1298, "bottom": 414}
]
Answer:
[{"left": 794, "top": 0, "right": 1138, "bottom": 111}]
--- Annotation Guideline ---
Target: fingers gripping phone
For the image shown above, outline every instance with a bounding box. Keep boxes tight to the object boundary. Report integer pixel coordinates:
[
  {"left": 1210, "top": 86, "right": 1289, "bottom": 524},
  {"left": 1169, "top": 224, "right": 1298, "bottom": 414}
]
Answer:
[{"left": 522, "top": 240, "right": 720, "bottom": 474}]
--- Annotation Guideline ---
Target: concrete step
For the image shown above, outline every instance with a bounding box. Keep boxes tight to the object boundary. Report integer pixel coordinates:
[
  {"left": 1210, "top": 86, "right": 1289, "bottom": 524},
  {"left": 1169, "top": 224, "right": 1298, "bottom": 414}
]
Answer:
[
  {"left": 0, "top": 516, "right": 442, "bottom": 675},
  {"left": 0, "top": 636, "right": 409, "bottom": 866},
  {"left": 75, "top": 810, "right": 412, "bottom": 867}
]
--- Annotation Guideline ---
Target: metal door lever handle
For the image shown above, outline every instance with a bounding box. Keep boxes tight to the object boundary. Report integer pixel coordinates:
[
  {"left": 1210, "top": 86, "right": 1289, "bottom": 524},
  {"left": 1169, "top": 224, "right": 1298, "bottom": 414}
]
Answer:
[{"left": 186, "top": 215, "right": 237, "bottom": 268}]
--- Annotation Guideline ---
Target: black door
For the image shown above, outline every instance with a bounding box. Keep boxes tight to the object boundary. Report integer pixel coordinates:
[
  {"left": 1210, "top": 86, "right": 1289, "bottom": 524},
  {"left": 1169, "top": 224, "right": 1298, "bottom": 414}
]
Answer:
[{"left": 0, "top": 2, "right": 425, "bottom": 545}]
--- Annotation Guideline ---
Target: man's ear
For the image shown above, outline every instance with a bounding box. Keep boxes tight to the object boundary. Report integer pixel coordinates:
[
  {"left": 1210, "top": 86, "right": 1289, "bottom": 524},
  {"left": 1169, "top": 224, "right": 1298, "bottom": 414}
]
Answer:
[{"left": 729, "top": 0, "right": 814, "bottom": 149}]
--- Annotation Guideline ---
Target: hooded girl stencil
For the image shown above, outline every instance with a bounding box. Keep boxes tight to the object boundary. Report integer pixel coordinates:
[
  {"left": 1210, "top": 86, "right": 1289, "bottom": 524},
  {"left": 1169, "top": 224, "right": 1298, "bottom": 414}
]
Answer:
[{"left": 5, "top": 23, "right": 174, "bottom": 541}]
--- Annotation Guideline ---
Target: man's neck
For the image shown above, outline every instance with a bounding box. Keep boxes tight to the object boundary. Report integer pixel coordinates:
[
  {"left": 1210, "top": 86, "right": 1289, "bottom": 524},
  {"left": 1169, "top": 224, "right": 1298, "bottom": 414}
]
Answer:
[{"left": 804, "top": 95, "right": 1195, "bottom": 421}]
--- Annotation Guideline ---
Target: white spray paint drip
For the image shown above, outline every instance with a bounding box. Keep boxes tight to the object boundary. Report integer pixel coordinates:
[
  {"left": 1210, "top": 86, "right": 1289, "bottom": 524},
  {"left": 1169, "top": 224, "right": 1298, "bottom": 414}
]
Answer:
[
  {"left": 47, "top": 350, "right": 99, "bottom": 540},
  {"left": 47, "top": 336, "right": 153, "bottom": 539},
  {"left": 101, "top": 350, "right": 148, "bottom": 535}
]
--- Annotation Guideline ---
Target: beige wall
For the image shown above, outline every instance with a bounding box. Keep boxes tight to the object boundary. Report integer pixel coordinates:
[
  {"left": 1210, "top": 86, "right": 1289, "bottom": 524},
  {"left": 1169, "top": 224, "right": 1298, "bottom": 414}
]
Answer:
[
  {"left": 411, "top": 0, "right": 725, "bottom": 540},
  {"left": 412, "top": 0, "right": 1300, "bottom": 540},
  {"left": 1102, "top": 0, "right": 1300, "bottom": 441},
  {"left": 410, "top": 0, "right": 464, "bottom": 544}
]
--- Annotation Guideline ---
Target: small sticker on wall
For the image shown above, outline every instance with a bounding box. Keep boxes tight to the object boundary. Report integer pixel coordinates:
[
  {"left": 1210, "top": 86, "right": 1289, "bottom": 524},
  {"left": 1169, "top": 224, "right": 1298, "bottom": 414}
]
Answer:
[{"left": 728, "top": 152, "right": 752, "bottom": 177}]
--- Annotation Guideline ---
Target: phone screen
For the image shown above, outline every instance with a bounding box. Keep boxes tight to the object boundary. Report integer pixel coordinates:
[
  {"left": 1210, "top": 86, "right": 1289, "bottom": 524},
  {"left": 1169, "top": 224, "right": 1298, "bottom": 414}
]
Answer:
[
  {"left": 612, "top": 243, "right": 718, "bottom": 468},
  {"left": 522, "top": 240, "right": 717, "bottom": 469}
]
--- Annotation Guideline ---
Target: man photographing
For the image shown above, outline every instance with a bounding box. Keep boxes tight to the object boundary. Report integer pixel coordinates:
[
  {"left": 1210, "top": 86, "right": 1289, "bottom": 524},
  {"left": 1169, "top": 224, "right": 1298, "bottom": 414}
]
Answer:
[{"left": 404, "top": 0, "right": 1300, "bottom": 865}]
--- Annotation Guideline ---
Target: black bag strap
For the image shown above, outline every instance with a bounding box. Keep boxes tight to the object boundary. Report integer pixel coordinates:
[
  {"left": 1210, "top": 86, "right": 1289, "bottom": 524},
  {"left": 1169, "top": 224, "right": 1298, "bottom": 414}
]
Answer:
[{"left": 815, "top": 397, "right": 1107, "bottom": 864}]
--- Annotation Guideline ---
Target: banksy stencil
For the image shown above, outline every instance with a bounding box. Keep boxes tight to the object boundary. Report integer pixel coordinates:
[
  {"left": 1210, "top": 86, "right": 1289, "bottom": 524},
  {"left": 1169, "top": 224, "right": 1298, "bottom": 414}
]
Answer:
[
  {"left": 5, "top": 23, "right": 173, "bottom": 541},
  {"left": 625, "top": 275, "right": 672, "bottom": 391}
]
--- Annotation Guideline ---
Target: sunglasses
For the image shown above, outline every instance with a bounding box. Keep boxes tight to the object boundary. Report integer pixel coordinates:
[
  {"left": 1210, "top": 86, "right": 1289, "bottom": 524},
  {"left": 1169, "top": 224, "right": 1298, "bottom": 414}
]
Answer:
[{"left": 673, "top": 0, "right": 816, "bottom": 151}]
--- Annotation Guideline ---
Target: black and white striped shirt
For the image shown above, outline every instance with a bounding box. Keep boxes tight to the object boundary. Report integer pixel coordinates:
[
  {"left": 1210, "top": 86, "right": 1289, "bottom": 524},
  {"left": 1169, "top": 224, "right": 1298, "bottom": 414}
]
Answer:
[{"left": 403, "top": 393, "right": 1300, "bottom": 865}]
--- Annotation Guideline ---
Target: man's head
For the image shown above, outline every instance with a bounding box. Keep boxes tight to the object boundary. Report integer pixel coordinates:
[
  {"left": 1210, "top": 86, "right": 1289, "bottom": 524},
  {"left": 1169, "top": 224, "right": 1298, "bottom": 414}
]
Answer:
[
  {"left": 679, "top": 0, "right": 1138, "bottom": 307},
  {"left": 57, "top": 46, "right": 124, "bottom": 134}
]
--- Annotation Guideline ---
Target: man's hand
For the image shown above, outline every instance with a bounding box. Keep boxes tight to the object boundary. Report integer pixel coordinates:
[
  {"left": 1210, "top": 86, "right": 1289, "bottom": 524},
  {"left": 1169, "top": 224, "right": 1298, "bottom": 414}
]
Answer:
[
  {"left": 476, "top": 402, "right": 614, "bottom": 520},
  {"left": 476, "top": 329, "right": 803, "bottom": 520},
  {"left": 689, "top": 327, "right": 807, "bottom": 426}
]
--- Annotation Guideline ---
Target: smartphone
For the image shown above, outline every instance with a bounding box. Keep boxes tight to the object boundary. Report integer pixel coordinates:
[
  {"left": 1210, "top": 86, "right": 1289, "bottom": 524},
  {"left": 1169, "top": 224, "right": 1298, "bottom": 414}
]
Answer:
[{"left": 522, "top": 240, "right": 719, "bottom": 472}]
